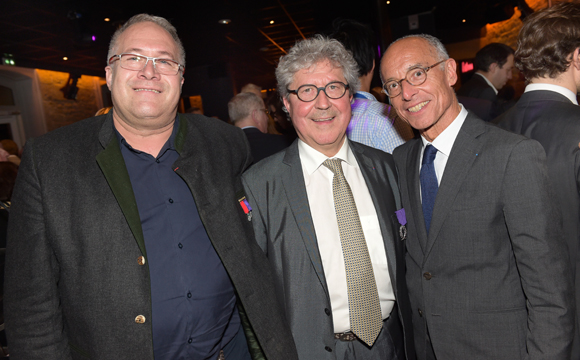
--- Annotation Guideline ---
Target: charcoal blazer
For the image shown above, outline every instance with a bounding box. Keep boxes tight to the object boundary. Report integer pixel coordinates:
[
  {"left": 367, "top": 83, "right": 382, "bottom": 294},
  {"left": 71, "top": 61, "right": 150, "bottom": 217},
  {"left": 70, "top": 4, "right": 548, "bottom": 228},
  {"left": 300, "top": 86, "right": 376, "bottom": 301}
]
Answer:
[
  {"left": 456, "top": 73, "right": 496, "bottom": 103},
  {"left": 393, "top": 112, "right": 574, "bottom": 359},
  {"left": 5, "top": 113, "right": 298, "bottom": 360},
  {"left": 242, "top": 127, "right": 290, "bottom": 163},
  {"left": 241, "top": 139, "right": 415, "bottom": 360},
  {"left": 496, "top": 89, "right": 580, "bottom": 357}
]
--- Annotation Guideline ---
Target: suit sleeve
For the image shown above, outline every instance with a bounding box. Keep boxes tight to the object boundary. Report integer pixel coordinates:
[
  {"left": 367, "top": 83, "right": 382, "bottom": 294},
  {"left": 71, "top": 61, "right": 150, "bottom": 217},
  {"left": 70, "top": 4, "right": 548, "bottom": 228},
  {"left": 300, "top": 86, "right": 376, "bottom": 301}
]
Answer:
[
  {"left": 501, "top": 139, "right": 575, "bottom": 358},
  {"left": 5, "top": 141, "right": 73, "bottom": 359}
]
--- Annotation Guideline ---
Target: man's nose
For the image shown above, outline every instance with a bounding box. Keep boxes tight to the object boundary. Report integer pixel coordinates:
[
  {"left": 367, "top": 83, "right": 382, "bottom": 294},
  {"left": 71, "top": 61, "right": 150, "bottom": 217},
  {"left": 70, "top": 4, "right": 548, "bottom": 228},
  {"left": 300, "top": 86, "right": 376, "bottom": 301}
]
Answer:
[{"left": 138, "top": 59, "right": 159, "bottom": 79}]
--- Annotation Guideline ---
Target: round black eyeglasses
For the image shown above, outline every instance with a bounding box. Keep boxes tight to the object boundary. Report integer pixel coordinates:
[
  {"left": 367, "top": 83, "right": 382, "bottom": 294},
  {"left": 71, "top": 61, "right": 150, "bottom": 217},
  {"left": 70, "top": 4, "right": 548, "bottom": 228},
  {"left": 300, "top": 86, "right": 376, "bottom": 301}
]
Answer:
[{"left": 287, "top": 81, "right": 349, "bottom": 102}]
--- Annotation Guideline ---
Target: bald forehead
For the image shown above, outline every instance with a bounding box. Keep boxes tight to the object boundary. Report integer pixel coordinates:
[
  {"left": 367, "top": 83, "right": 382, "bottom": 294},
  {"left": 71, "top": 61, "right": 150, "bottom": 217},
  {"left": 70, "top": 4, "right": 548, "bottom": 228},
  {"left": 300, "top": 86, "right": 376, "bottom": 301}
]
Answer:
[
  {"left": 381, "top": 37, "right": 438, "bottom": 79},
  {"left": 115, "top": 22, "right": 178, "bottom": 58},
  {"left": 388, "top": 37, "right": 438, "bottom": 61}
]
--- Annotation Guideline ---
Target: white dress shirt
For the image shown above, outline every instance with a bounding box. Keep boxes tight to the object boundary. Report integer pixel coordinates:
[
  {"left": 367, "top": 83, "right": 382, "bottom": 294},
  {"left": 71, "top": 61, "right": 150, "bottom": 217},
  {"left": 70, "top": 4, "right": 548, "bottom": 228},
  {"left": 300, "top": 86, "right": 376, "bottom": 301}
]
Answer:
[
  {"left": 420, "top": 105, "right": 468, "bottom": 186},
  {"left": 525, "top": 83, "right": 578, "bottom": 105},
  {"left": 298, "top": 138, "right": 395, "bottom": 333}
]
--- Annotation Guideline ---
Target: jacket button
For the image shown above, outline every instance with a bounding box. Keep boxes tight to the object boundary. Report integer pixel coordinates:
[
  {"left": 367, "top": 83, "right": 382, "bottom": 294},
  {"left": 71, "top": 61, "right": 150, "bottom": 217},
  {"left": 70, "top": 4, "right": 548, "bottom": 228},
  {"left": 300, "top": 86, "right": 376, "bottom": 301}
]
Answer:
[
  {"left": 135, "top": 315, "right": 146, "bottom": 324},
  {"left": 325, "top": 346, "right": 332, "bottom": 352},
  {"left": 423, "top": 272, "right": 432, "bottom": 280},
  {"left": 137, "top": 256, "right": 146, "bottom": 266},
  {"left": 418, "top": 308, "right": 423, "bottom": 317},
  {"left": 324, "top": 308, "right": 331, "bottom": 316}
]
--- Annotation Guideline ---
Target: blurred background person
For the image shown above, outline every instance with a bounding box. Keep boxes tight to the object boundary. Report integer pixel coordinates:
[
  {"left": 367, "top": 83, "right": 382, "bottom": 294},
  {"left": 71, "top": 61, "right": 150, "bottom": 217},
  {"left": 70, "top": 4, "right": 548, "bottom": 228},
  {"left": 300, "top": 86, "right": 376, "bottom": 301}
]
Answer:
[
  {"left": 330, "top": 19, "right": 414, "bottom": 153},
  {"left": 457, "top": 42, "right": 515, "bottom": 120},
  {"left": 266, "top": 93, "right": 297, "bottom": 144},
  {"left": 229, "top": 92, "right": 290, "bottom": 163},
  {"left": 0, "top": 140, "right": 20, "bottom": 167},
  {"left": 495, "top": 2, "right": 580, "bottom": 357}
]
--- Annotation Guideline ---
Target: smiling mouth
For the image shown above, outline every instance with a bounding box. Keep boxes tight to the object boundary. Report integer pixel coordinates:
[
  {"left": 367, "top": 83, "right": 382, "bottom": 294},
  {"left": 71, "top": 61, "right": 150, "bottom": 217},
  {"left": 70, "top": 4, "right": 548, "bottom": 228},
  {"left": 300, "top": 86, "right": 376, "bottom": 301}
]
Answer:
[
  {"left": 408, "top": 101, "right": 429, "bottom": 113},
  {"left": 312, "top": 116, "right": 335, "bottom": 122},
  {"left": 134, "top": 88, "right": 161, "bottom": 94}
]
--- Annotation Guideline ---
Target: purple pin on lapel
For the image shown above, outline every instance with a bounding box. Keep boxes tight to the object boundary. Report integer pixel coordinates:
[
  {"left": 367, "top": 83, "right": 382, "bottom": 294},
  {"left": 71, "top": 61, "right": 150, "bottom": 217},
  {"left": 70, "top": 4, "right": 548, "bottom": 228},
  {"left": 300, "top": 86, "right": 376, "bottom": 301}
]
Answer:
[
  {"left": 395, "top": 208, "right": 407, "bottom": 240},
  {"left": 395, "top": 208, "right": 406, "bottom": 225}
]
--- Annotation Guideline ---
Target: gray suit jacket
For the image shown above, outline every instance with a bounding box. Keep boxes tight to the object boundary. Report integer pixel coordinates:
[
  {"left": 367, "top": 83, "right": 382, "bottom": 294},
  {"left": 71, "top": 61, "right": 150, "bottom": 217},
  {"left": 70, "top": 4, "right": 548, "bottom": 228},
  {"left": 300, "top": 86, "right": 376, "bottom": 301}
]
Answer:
[
  {"left": 496, "top": 90, "right": 580, "bottom": 357},
  {"left": 241, "top": 140, "right": 415, "bottom": 360},
  {"left": 5, "top": 113, "right": 299, "bottom": 360},
  {"left": 393, "top": 113, "right": 574, "bottom": 359}
]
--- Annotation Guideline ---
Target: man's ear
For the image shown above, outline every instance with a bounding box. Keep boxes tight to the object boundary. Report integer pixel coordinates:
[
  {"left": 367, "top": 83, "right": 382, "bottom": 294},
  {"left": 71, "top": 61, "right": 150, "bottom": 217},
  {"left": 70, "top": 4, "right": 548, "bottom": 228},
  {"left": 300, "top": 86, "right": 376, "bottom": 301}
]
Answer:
[
  {"left": 572, "top": 48, "right": 580, "bottom": 70},
  {"left": 250, "top": 109, "right": 258, "bottom": 122},
  {"left": 105, "top": 66, "right": 113, "bottom": 91},
  {"left": 282, "top": 97, "right": 292, "bottom": 116},
  {"left": 488, "top": 62, "right": 499, "bottom": 74},
  {"left": 445, "top": 58, "right": 458, "bottom": 87}
]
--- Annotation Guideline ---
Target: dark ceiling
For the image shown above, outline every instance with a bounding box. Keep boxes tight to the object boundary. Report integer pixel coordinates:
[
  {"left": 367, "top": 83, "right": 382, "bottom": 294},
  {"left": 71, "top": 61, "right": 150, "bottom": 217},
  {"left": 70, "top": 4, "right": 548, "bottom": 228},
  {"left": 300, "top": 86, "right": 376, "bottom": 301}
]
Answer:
[{"left": 1, "top": 0, "right": 525, "bottom": 113}]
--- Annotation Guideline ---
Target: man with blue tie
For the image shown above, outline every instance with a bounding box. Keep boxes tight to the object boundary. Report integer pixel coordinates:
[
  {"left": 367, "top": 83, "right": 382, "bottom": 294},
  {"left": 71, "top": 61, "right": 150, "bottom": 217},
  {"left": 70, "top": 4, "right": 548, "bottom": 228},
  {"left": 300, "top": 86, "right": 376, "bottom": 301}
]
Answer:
[{"left": 380, "top": 33, "right": 574, "bottom": 359}]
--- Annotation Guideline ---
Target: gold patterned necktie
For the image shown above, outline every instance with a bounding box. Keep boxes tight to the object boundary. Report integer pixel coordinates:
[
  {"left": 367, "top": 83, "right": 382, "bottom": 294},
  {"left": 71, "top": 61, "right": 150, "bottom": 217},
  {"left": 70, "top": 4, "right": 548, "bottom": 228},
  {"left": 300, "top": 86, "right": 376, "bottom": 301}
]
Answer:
[{"left": 323, "top": 158, "right": 382, "bottom": 346}]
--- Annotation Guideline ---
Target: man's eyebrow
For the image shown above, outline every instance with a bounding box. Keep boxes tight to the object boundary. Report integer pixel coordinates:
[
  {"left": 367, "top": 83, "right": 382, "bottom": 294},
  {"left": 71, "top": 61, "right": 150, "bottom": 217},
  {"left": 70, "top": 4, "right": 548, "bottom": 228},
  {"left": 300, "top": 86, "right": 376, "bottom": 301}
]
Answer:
[
  {"left": 124, "top": 48, "right": 176, "bottom": 59},
  {"left": 384, "top": 63, "right": 425, "bottom": 81}
]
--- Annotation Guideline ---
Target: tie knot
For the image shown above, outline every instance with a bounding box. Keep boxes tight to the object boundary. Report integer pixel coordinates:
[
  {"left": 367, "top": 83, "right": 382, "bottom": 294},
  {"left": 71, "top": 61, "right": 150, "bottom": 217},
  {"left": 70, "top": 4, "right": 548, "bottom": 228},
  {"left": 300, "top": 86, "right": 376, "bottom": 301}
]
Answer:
[
  {"left": 322, "top": 158, "right": 343, "bottom": 175},
  {"left": 422, "top": 144, "right": 438, "bottom": 165}
]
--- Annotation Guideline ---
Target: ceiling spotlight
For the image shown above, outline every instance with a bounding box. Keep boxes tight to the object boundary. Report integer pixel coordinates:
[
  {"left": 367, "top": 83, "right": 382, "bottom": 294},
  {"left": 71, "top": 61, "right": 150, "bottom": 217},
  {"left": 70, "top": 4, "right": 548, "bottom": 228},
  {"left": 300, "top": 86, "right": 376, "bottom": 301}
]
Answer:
[
  {"left": 462, "top": 19, "right": 466, "bottom": 22},
  {"left": 386, "top": 1, "right": 390, "bottom": 4},
  {"left": 104, "top": 18, "right": 110, "bottom": 22},
  {"left": 63, "top": 57, "right": 68, "bottom": 61},
  {"left": 270, "top": 20, "right": 274, "bottom": 24},
  {"left": 219, "top": 19, "right": 231, "bottom": 25}
]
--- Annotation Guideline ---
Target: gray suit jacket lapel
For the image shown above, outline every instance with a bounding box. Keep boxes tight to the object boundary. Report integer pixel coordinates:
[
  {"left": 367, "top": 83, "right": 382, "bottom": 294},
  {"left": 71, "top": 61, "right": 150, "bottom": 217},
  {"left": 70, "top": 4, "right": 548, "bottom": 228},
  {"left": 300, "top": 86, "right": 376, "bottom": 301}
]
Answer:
[
  {"left": 424, "top": 113, "right": 485, "bottom": 258},
  {"left": 351, "top": 142, "right": 398, "bottom": 284},
  {"left": 281, "top": 142, "right": 329, "bottom": 293}
]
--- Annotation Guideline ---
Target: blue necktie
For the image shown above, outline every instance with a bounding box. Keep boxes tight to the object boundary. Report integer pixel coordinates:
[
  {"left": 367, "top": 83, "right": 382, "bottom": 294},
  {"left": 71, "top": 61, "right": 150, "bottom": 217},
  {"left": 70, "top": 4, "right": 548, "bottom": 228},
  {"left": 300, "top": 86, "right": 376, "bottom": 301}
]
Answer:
[{"left": 420, "top": 145, "right": 438, "bottom": 233}]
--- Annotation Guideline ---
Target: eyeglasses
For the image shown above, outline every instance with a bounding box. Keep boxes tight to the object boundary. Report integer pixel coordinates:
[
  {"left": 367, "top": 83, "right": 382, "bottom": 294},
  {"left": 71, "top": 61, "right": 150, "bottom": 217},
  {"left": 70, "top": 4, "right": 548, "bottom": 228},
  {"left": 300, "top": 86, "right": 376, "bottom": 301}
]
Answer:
[
  {"left": 287, "top": 81, "right": 349, "bottom": 102},
  {"left": 382, "top": 59, "right": 447, "bottom": 98},
  {"left": 108, "top": 53, "right": 184, "bottom": 75},
  {"left": 258, "top": 108, "right": 270, "bottom": 115}
]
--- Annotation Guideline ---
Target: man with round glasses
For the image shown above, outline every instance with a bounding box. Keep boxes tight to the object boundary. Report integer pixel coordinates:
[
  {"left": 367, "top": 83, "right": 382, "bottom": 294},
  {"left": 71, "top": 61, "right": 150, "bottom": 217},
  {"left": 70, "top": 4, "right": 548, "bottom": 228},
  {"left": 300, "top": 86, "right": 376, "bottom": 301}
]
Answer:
[
  {"left": 381, "top": 34, "right": 574, "bottom": 359},
  {"left": 5, "top": 13, "right": 298, "bottom": 360},
  {"left": 242, "top": 35, "right": 415, "bottom": 359}
]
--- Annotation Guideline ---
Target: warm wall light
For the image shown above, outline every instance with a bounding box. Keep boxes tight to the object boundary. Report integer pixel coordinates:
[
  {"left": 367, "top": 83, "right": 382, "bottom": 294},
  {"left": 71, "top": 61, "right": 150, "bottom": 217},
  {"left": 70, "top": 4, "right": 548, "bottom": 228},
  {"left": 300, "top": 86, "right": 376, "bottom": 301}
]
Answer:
[
  {"left": 218, "top": 19, "right": 231, "bottom": 24},
  {"left": 462, "top": 19, "right": 466, "bottom": 22},
  {"left": 386, "top": 1, "right": 390, "bottom": 4},
  {"left": 63, "top": 57, "right": 68, "bottom": 61},
  {"left": 270, "top": 20, "right": 274, "bottom": 24},
  {"left": 104, "top": 18, "right": 110, "bottom": 22}
]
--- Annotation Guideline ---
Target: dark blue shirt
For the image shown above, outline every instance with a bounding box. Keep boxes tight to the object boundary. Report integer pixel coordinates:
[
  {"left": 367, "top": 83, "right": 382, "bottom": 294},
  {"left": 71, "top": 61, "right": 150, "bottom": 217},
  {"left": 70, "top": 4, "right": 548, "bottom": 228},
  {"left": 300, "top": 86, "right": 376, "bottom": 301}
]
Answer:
[{"left": 117, "top": 118, "right": 241, "bottom": 360}]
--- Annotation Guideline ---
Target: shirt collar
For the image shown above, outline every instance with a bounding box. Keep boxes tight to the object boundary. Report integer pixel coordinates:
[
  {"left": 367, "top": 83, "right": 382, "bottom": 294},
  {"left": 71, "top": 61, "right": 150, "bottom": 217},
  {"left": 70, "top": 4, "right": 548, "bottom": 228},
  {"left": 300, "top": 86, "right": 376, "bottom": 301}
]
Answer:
[
  {"left": 525, "top": 83, "right": 578, "bottom": 105},
  {"left": 354, "top": 91, "right": 376, "bottom": 101},
  {"left": 298, "top": 137, "right": 357, "bottom": 176},
  {"left": 115, "top": 116, "right": 180, "bottom": 155},
  {"left": 475, "top": 72, "right": 498, "bottom": 94},
  {"left": 421, "top": 104, "right": 468, "bottom": 156}
]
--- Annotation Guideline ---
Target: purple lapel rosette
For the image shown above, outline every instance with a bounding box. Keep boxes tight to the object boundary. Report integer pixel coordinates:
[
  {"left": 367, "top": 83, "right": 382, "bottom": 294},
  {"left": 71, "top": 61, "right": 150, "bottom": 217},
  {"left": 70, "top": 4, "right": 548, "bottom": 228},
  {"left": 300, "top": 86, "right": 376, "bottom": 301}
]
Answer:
[{"left": 395, "top": 208, "right": 407, "bottom": 240}]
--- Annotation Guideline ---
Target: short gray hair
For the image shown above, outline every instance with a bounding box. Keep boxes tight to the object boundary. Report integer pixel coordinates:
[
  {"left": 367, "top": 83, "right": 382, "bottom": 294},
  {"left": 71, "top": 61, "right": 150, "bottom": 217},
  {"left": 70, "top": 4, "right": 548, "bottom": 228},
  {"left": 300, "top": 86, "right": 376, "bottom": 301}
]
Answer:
[
  {"left": 275, "top": 35, "right": 360, "bottom": 99},
  {"left": 381, "top": 34, "right": 448, "bottom": 82},
  {"left": 107, "top": 14, "right": 186, "bottom": 68},
  {"left": 228, "top": 92, "right": 264, "bottom": 123}
]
